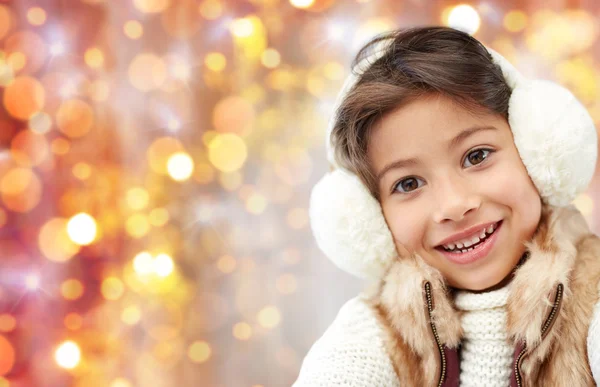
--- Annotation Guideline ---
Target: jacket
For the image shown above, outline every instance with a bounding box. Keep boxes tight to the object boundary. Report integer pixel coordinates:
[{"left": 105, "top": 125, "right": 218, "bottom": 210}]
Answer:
[{"left": 294, "top": 205, "right": 600, "bottom": 386}]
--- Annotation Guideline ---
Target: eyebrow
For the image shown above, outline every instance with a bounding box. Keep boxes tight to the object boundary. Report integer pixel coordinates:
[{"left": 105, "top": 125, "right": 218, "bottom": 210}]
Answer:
[{"left": 376, "top": 125, "right": 498, "bottom": 183}]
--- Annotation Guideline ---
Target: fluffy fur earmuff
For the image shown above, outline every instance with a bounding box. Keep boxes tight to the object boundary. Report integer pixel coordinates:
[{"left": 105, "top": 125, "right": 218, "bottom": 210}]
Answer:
[{"left": 310, "top": 41, "right": 597, "bottom": 279}]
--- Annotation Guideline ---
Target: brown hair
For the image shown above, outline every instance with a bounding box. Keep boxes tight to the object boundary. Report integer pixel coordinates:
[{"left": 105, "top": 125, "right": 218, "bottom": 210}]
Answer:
[{"left": 330, "top": 26, "right": 511, "bottom": 201}]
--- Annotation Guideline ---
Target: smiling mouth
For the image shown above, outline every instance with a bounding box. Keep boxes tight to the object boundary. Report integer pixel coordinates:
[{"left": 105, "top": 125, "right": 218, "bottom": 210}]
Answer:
[{"left": 435, "top": 220, "right": 502, "bottom": 254}]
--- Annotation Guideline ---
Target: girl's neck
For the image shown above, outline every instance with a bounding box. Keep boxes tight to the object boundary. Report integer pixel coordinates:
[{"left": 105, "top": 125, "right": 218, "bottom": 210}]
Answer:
[{"left": 452, "top": 250, "right": 530, "bottom": 294}]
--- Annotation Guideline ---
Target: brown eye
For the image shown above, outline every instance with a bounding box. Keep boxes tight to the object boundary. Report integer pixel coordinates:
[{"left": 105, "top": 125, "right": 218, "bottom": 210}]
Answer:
[
  {"left": 464, "top": 149, "right": 491, "bottom": 167},
  {"left": 394, "top": 177, "right": 424, "bottom": 193}
]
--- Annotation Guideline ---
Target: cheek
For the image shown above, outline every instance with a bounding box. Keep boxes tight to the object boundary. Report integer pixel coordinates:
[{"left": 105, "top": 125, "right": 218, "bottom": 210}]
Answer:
[
  {"left": 382, "top": 203, "right": 426, "bottom": 251},
  {"left": 488, "top": 156, "right": 540, "bottom": 205},
  {"left": 484, "top": 157, "right": 542, "bottom": 230}
]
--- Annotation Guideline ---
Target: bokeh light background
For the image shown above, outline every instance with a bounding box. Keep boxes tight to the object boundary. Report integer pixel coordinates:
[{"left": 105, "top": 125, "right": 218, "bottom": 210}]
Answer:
[{"left": 0, "top": 0, "right": 600, "bottom": 386}]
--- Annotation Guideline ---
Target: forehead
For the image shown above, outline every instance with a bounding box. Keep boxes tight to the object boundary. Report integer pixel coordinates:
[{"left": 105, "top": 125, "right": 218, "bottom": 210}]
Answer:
[{"left": 367, "top": 95, "right": 503, "bottom": 162}]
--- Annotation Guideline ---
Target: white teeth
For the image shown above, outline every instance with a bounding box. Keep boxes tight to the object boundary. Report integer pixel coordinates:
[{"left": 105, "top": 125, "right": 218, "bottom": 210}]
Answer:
[
  {"left": 467, "top": 248, "right": 473, "bottom": 251},
  {"left": 441, "top": 222, "right": 500, "bottom": 252},
  {"left": 461, "top": 249, "right": 468, "bottom": 253}
]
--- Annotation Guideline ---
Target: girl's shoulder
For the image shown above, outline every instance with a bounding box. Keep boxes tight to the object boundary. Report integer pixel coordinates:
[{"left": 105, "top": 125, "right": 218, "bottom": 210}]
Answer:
[{"left": 293, "top": 294, "right": 400, "bottom": 387}]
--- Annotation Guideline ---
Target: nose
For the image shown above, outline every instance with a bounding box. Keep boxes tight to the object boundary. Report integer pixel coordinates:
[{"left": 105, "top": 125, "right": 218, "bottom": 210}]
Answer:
[{"left": 432, "top": 176, "right": 481, "bottom": 223}]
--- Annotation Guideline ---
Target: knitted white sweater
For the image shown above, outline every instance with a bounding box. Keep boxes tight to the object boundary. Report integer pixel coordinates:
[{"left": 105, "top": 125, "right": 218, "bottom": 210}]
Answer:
[
  {"left": 294, "top": 289, "right": 600, "bottom": 386},
  {"left": 454, "top": 287, "right": 512, "bottom": 386}
]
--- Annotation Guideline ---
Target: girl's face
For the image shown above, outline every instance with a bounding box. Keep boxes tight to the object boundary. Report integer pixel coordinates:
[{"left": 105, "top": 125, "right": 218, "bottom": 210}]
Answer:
[{"left": 368, "top": 94, "right": 542, "bottom": 291}]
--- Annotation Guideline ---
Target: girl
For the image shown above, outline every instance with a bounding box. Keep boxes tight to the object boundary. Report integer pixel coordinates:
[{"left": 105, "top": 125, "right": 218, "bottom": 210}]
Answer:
[{"left": 294, "top": 26, "right": 600, "bottom": 386}]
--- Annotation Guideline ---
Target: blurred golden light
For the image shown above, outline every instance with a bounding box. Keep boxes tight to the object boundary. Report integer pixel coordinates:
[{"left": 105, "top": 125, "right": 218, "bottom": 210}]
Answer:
[
  {"left": 165, "top": 55, "right": 191, "bottom": 81},
  {"left": 204, "top": 52, "right": 226, "bottom": 72},
  {"left": 64, "top": 313, "right": 83, "bottom": 330},
  {"left": 101, "top": 277, "right": 125, "bottom": 300},
  {"left": 149, "top": 208, "right": 169, "bottom": 227},
  {"left": 0, "top": 167, "right": 42, "bottom": 213},
  {"left": 147, "top": 137, "right": 184, "bottom": 174},
  {"left": 72, "top": 162, "right": 92, "bottom": 180},
  {"left": 161, "top": 0, "right": 201, "bottom": 39},
  {"left": 216, "top": 255, "right": 236, "bottom": 273},
  {"left": 54, "top": 340, "right": 81, "bottom": 369},
  {"left": 354, "top": 18, "right": 394, "bottom": 49},
  {"left": 201, "top": 130, "right": 218, "bottom": 146},
  {"left": 289, "top": 0, "right": 314, "bottom": 9},
  {"left": 126, "top": 213, "right": 150, "bottom": 238},
  {"left": 261, "top": 48, "right": 281, "bottom": 68},
  {"left": 323, "top": 62, "right": 344, "bottom": 80},
  {"left": 231, "top": 15, "right": 267, "bottom": 59},
  {"left": 126, "top": 187, "right": 150, "bottom": 210},
  {"left": 0, "top": 60, "right": 14, "bottom": 86},
  {"left": 84, "top": 47, "right": 104, "bottom": 69},
  {"left": 128, "top": 53, "right": 166, "bottom": 91},
  {"left": 61, "top": 279, "right": 85, "bottom": 300},
  {"left": 29, "top": 111, "right": 52, "bottom": 134},
  {"left": 0, "top": 335, "right": 15, "bottom": 376},
  {"left": 56, "top": 99, "right": 94, "bottom": 138},
  {"left": 7, "top": 52, "right": 26, "bottom": 72},
  {"left": 0, "top": 6, "right": 15, "bottom": 41},
  {"left": 88, "top": 79, "right": 110, "bottom": 101},
  {"left": 1, "top": 168, "right": 31, "bottom": 195},
  {"left": 4, "top": 31, "right": 47, "bottom": 74},
  {"left": 121, "top": 305, "right": 142, "bottom": 325},
  {"left": 0, "top": 315, "right": 16, "bottom": 333},
  {"left": 25, "top": 274, "right": 39, "bottom": 290},
  {"left": 133, "top": 251, "right": 154, "bottom": 275},
  {"left": 230, "top": 18, "right": 254, "bottom": 38},
  {"left": 287, "top": 207, "right": 308, "bottom": 229},
  {"left": 306, "top": 74, "right": 324, "bottom": 97},
  {"left": 27, "top": 7, "right": 47, "bottom": 26},
  {"left": 218, "top": 171, "right": 243, "bottom": 191},
  {"left": 167, "top": 152, "right": 194, "bottom": 181},
  {"left": 199, "top": 0, "right": 223, "bottom": 20},
  {"left": 39, "top": 218, "right": 80, "bottom": 262},
  {"left": 133, "top": 0, "right": 170, "bottom": 13},
  {"left": 51, "top": 138, "right": 70, "bottom": 155},
  {"left": 208, "top": 133, "right": 248, "bottom": 173},
  {"left": 10, "top": 130, "right": 49, "bottom": 167},
  {"left": 110, "top": 378, "right": 132, "bottom": 387},
  {"left": 257, "top": 306, "right": 281, "bottom": 329},
  {"left": 246, "top": 193, "right": 268, "bottom": 214},
  {"left": 67, "top": 213, "right": 97, "bottom": 245},
  {"left": 193, "top": 163, "right": 215, "bottom": 184},
  {"left": 276, "top": 274, "right": 298, "bottom": 294},
  {"left": 154, "top": 254, "right": 174, "bottom": 277},
  {"left": 232, "top": 322, "right": 252, "bottom": 340},
  {"left": 212, "top": 96, "right": 255, "bottom": 135},
  {"left": 124, "top": 20, "right": 143, "bottom": 39},
  {"left": 0, "top": 209, "right": 6, "bottom": 229},
  {"left": 188, "top": 341, "right": 212, "bottom": 363},
  {"left": 3, "top": 76, "right": 45, "bottom": 120},
  {"left": 504, "top": 10, "right": 527, "bottom": 33},
  {"left": 266, "top": 68, "right": 295, "bottom": 90},
  {"left": 447, "top": 4, "right": 480, "bottom": 35}
]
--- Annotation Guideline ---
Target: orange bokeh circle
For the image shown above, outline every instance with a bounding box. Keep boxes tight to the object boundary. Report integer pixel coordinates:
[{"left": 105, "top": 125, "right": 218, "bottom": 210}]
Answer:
[{"left": 3, "top": 76, "right": 45, "bottom": 120}]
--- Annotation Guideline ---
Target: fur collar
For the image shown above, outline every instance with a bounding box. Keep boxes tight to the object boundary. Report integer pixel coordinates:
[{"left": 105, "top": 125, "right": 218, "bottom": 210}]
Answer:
[{"left": 369, "top": 204, "right": 592, "bottom": 357}]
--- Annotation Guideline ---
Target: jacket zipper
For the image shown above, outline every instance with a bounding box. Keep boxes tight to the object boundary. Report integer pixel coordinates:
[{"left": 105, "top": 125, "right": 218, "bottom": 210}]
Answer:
[
  {"left": 514, "top": 283, "right": 564, "bottom": 387},
  {"left": 424, "top": 282, "right": 446, "bottom": 387}
]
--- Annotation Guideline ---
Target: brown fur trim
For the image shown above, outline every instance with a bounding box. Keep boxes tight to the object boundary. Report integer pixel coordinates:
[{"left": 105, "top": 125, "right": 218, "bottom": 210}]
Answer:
[
  {"left": 507, "top": 205, "right": 591, "bottom": 348},
  {"left": 368, "top": 203, "right": 600, "bottom": 385}
]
